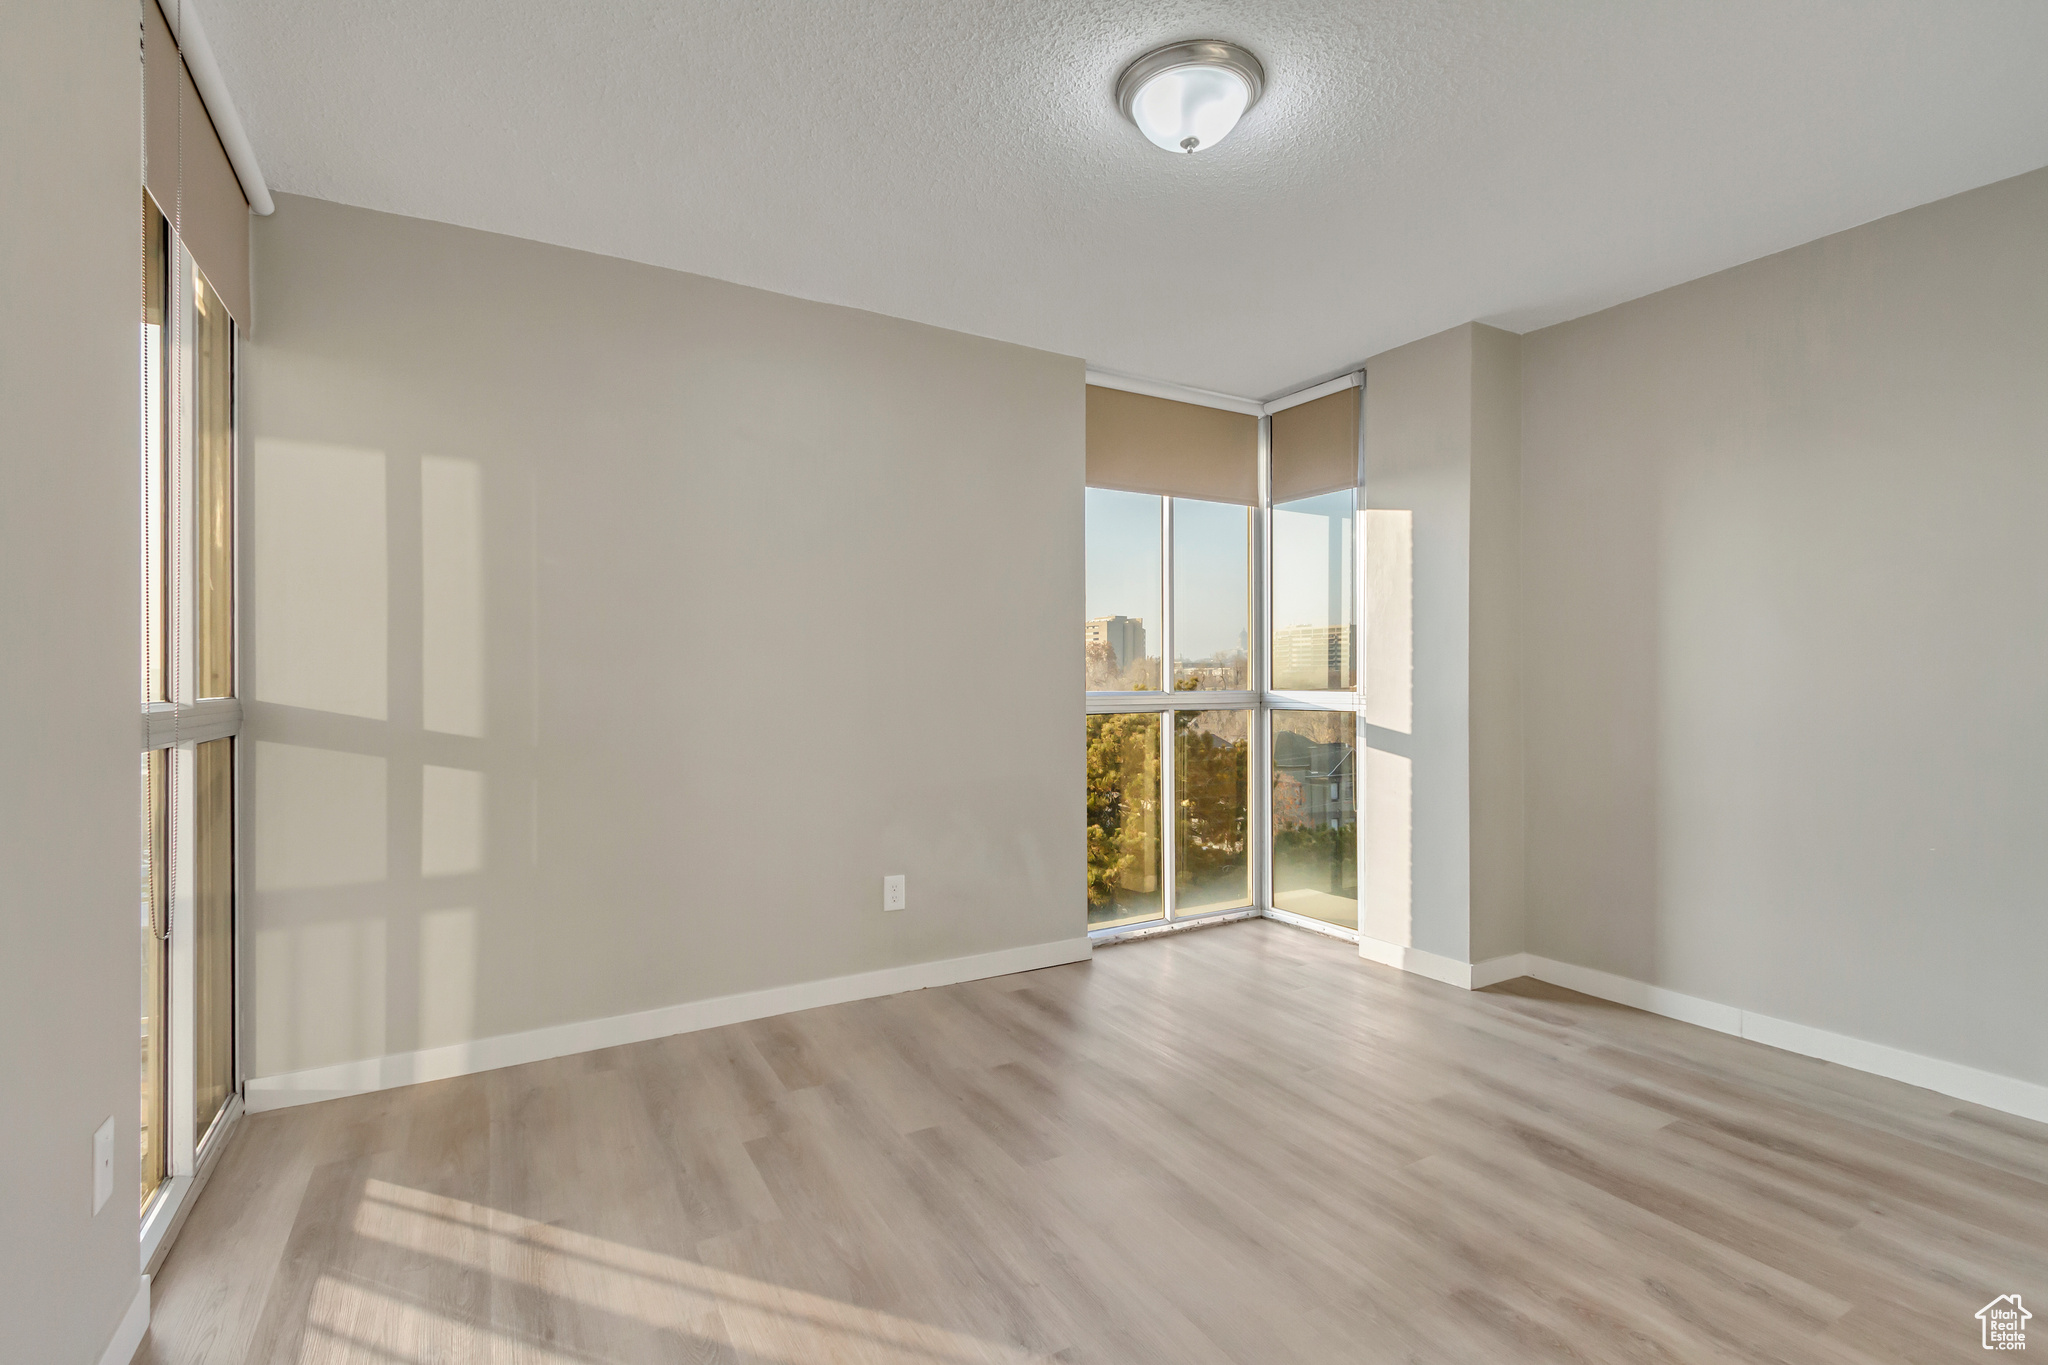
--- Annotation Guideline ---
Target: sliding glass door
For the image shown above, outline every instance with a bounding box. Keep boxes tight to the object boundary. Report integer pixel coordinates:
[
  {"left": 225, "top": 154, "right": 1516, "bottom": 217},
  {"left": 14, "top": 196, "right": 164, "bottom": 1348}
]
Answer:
[{"left": 139, "top": 190, "right": 241, "bottom": 1224}]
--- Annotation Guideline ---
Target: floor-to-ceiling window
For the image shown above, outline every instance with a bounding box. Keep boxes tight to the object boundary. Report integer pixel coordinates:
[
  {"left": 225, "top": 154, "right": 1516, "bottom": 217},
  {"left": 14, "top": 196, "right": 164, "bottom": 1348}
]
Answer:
[
  {"left": 1085, "top": 486, "right": 1165, "bottom": 927},
  {"left": 1265, "top": 387, "right": 1362, "bottom": 933},
  {"left": 140, "top": 195, "right": 170, "bottom": 1211},
  {"left": 138, "top": 200, "right": 242, "bottom": 1254},
  {"left": 139, "top": 192, "right": 243, "bottom": 1229},
  {"left": 1084, "top": 386, "right": 1261, "bottom": 933},
  {"left": 1084, "top": 378, "right": 1361, "bottom": 939},
  {"left": 139, "top": 0, "right": 249, "bottom": 1257}
]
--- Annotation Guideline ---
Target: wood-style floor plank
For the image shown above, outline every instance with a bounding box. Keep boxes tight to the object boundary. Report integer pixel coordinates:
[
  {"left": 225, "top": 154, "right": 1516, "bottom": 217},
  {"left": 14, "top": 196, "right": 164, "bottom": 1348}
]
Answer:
[{"left": 137, "top": 920, "right": 2046, "bottom": 1364}]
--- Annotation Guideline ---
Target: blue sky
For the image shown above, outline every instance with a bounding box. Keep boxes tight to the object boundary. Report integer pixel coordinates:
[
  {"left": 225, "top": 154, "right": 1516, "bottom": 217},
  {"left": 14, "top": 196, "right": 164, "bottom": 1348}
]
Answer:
[{"left": 1086, "top": 488, "right": 1352, "bottom": 662}]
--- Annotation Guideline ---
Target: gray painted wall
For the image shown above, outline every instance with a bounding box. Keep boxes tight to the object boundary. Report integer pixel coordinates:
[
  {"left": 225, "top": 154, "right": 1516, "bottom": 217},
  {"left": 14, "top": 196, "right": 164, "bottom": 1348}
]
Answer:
[
  {"left": 1521, "top": 167, "right": 2048, "bottom": 1086},
  {"left": 242, "top": 196, "right": 1086, "bottom": 1082},
  {"left": 1359, "top": 323, "right": 1524, "bottom": 966},
  {"left": 0, "top": 1, "right": 147, "bottom": 1358},
  {"left": 1361, "top": 326, "right": 1474, "bottom": 961},
  {"left": 1467, "top": 325, "right": 1526, "bottom": 964}
]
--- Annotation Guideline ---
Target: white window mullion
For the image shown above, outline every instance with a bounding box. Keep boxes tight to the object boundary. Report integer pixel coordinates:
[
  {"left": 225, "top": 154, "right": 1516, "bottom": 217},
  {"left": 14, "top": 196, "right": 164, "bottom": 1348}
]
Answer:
[
  {"left": 1353, "top": 380, "right": 1369, "bottom": 941},
  {"left": 232, "top": 319, "right": 247, "bottom": 1105},
  {"left": 1158, "top": 496, "right": 1176, "bottom": 920},
  {"left": 165, "top": 741, "right": 198, "bottom": 1181},
  {"left": 166, "top": 236, "right": 200, "bottom": 1183},
  {"left": 1245, "top": 411, "right": 1261, "bottom": 912}
]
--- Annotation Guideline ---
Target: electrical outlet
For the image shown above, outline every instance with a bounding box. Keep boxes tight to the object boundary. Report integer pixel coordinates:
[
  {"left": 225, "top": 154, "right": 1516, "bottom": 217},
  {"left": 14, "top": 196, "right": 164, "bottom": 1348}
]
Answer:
[
  {"left": 93, "top": 1117, "right": 114, "bottom": 1215},
  {"left": 883, "top": 874, "right": 906, "bottom": 912}
]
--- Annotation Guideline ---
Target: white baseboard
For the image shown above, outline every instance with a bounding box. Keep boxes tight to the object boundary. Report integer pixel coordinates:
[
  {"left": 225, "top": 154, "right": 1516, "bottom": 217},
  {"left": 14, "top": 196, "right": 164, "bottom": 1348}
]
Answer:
[
  {"left": 1347, "top": 942, "right": 2046, "bottom": 1125},
  {"left": 246, "top": 937, "right": 1093, "bottom": 1112},
  {"left": 1468, "top": 950, "right": 1533, "bottom": 990},
  {"left": 1497, "top": 954, "right": 2048, "bottom": 1126},
  {"left": 1357, "top": 932, "right": 1477, "bottom": 988},
  {"left": 1730, "top": 1010, "right": 2048, "bottom": 1123},
  {"left": 99, "top": 1275, "right": 149, "bottom": 1365},
  {"left": 1512, "top": 955, "right": 1744, "bottom": 1033}
]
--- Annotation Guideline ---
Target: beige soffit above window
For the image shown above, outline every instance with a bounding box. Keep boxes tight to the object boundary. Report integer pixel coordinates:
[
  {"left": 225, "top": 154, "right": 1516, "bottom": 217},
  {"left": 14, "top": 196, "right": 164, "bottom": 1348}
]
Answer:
[
  {"left": 1086, "top": 385, "right": 1260, "bottom": 505},
  {"left": 1270, "top": 387, "right": 1361, "bottom": 503},
  {"left": 145, "top": 0, "right": 250, "bottom": 326}
]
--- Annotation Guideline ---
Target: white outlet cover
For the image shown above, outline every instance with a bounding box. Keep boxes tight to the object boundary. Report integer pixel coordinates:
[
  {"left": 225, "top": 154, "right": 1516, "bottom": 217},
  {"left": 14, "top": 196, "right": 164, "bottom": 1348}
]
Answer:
[
  {"left": 883, "top": 874, "right": 905, "bottom": 911},
  {"left": 93, "top": 1117, "right": 114, "bottom": 1214}
]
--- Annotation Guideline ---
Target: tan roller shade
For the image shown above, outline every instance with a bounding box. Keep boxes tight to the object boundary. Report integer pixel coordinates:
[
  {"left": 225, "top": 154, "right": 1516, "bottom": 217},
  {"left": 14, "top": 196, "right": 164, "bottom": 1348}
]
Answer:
[
  {"left": 145, "top": 0, "right": 251, "bottom": 326},
  {"left": 1270, "top": 387, "right": 1360, "bottom": 503},
  {"left": 1086, "top": 385, "right": 1259, "bottom": 504}
]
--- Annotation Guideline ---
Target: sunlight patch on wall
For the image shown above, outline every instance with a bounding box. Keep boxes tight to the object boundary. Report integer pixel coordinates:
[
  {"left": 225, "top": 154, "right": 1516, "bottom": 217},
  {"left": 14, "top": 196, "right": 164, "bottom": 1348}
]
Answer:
[
  {"left": 1365, "top": 509, "right": 1412, "bottom": 734},
  {"left": 252, "top": 438, "right": 387, "bottom": 718}
]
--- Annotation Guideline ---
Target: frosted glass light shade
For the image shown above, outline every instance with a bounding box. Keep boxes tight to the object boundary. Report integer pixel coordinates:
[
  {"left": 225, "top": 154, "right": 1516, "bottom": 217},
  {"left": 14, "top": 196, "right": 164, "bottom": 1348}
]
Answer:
[
  {"left": 1131, "top": 66, "right": 1250, "bottom": 153},
  {"left": 1116, "top": 40, "right": 1266, "bottom": 156}
]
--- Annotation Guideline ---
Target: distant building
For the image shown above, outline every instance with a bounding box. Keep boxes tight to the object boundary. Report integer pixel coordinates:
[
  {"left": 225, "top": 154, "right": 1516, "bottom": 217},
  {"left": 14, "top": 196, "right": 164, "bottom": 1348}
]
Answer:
[
  {"left": 1176, "top": 654, "right": 1248, "bottom": 690},
  {"left": 1085, "top": 615, "right": 1147, "bottom": 674},
  {"left": 1272, "top": 623, "right": 1355, "bottom": 689},
  {"left": 1272, "top": 730, "right": 1355, "bottom": 831}
]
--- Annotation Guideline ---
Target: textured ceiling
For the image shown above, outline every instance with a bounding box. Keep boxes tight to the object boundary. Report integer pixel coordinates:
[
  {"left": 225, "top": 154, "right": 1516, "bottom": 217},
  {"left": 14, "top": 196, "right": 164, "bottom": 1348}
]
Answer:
[{"left": 206, "top": 0, "right": 2048, "bottom": 399}]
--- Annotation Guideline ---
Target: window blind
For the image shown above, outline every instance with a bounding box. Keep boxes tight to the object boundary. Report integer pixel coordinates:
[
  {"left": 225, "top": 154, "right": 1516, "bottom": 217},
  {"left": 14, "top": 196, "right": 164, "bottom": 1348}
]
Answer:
[
  {"left": 144, "top": 0, "right": 250, "bottom": 326},
  {"left": 1269, "top": 387, "right": 1361, "bottom": 503},
  {"left": 1086, "top": 385, "right": 1259, "bottom": 505}
]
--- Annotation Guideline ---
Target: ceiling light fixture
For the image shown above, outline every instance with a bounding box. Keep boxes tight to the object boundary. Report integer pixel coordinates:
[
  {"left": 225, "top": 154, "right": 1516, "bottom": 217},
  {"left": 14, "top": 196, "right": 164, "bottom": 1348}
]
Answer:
[{"left": 1116, "top": 40, "right": 1265, "bottom": 155}]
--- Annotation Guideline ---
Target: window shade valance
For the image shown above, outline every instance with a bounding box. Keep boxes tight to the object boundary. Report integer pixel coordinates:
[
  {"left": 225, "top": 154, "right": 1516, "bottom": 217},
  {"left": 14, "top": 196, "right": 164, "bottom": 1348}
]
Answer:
[
  {"left": 1269, "top": 387, "right": 1360, "bottom": 503},
  {"left": 1085, "top": 385, "right": 1260, "bottom": 505},
  {"left": 144, "top": 0, "right": 250, "bottom": 326}
]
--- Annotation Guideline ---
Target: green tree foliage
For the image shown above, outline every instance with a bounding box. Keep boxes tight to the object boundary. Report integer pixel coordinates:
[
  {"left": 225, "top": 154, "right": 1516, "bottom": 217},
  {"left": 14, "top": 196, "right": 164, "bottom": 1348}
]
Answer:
[
  {"left": 1174, "top": 706, "right": 1248, "bottom": 901},
  {"left": 1087, "top": 700, "right": 1254, "bottom": 918},
  {"left": 1086, "top": 713, "right": 1159, "bottom": 913}
]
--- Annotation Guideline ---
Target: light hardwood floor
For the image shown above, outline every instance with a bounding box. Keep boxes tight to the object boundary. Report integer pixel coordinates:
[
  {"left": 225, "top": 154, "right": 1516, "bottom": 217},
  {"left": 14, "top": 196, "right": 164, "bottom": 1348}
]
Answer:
[{"left": 139, "top": 919, "right": 2046, "bottom": 1363}]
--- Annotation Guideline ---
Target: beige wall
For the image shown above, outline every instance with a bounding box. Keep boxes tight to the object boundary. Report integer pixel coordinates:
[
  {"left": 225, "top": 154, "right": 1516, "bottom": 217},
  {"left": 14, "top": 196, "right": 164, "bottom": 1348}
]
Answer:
[
  {"left": 1467, "top": 326, "right": 1525, "bottom": 963},
  {"left": 243, "top": 196, "right": 1085, "bottom": 1082},
  {"left": 1361, "top": 327, "right": 1472, "bottom": 961},
  {"left": 1521, "top": 167, "right": 2048, "bottom": 1086},
  {"left": 1360, "top": 323, "right": 1524, "bottom": 965},
  {"left": 0, "top": 1, "right": 147, "bottom": 1358}
]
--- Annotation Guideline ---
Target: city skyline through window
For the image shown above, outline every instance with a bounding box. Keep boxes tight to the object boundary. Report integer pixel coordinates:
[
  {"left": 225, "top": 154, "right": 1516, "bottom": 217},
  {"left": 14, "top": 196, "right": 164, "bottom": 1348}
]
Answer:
[
  {"left": 1173, "top": 497, "right": 1250, "bottom": 690},
  {"left": 1084, "top": 487, "right": 1162, "bottom": 690},
  {"left": 1271, "top": 490, "right": 1357, "bottom": 691}
]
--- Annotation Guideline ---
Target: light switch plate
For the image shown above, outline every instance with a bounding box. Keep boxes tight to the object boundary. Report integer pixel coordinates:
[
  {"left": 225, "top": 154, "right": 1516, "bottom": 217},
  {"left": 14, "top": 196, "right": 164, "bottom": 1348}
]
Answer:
[
  {"left": 93, "top": 1117, "right": 114, "bottom": 1214},
  {"left": 883, "top": 874, "right": 906, "bottom": 912}
]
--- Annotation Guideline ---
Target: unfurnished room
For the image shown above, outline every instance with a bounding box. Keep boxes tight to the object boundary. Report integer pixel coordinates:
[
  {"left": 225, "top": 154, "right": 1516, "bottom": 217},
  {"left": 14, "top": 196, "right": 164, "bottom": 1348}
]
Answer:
[{"left": 4, "top": 2, "right": 2048, "bottom": 1362}]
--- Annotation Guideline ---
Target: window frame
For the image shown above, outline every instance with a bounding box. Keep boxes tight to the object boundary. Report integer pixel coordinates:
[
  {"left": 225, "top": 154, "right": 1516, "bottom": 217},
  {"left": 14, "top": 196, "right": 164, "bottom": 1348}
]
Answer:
[
  {"left": 1086, "top": 379, "right": 1365, "bottom": 944},
  {"left": 138, "top": 200, "right": 246, "bottom": 1272}
]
